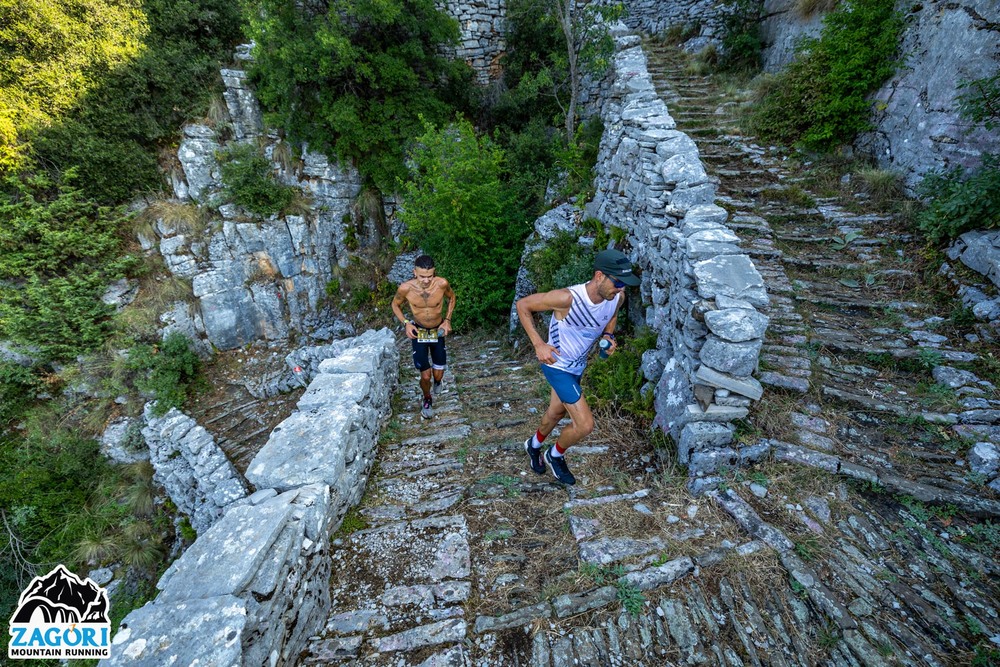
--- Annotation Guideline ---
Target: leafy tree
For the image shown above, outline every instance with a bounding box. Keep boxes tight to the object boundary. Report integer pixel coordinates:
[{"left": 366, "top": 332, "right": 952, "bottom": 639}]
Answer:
[
  {"left": 718, "top": 0, "right": 765, "bottom": 72},
  {"left": 3, "top": 0, "right": 243, "bottom": 201},
  {"left": 0, "top": 176, "right": 138, "bottom": 361},
  {"left": 0, "top": 0, "right": 146, "bottom": 174},
  {"left": 539, "top": 0, "right": 623, "bottom": 143},
  {"left": 400, "top": 118, "right": 530, "bottom": 327},
  {"left": 245, "top": 0, "right": 476, "bottom": 191}
]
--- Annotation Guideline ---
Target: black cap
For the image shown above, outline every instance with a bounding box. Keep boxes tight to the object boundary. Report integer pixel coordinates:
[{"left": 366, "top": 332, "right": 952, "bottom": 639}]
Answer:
[{"left": 594, "top": 249, "right": 640, "bottom": 286}]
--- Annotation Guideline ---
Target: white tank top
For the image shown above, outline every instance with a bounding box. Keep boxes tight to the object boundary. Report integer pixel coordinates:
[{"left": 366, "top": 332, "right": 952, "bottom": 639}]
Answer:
[{"left": 546, "top": 283, "right": 621, "bottom": 375}]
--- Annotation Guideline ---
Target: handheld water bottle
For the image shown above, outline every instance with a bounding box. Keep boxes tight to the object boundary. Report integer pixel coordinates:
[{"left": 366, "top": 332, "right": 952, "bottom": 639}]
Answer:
[{"left": 598, "top": 338, "right": 611, "bottom": 359}]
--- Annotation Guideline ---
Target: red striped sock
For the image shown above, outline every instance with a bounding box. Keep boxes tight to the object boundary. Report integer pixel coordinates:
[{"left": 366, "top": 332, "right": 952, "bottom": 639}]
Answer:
[
  {"left": 535, "top": 430, "right": 546, "bottom": 443},
  {"left": 552, "top": 441, "right": 566, "bottom": 457}
]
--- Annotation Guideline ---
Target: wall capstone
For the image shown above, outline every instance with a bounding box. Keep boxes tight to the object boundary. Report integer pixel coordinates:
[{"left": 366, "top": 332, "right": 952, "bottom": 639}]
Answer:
[{"left": 103, "top": 328, "right": 399, "bottom": 667}]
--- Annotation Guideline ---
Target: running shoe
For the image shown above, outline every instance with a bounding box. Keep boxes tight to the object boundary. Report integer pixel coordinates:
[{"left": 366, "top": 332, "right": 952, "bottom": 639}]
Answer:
[
  {"left": 524, "top": 437, "right": 546, "bottom": 475},
  {"left": 421, "top": 397, "right": 433, "bottom": 419},
  {"left": 544, "top": 447, "right": 576, "bottom": 485},
  {"left": 432, "top": 379, "right": 443, "bottom": 396}
]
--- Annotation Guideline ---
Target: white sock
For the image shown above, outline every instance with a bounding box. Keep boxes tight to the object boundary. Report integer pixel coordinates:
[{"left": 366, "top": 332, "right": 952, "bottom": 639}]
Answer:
[
  {"left": 531, "top": 434, "right": 543, "bottom": 449},
  {"left": 549, "top": 444, "right": 564, "bottom": 458}
]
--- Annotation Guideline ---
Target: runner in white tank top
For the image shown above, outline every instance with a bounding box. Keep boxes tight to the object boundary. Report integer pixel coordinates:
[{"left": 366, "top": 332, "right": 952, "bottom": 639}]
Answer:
[{"left": 515, "top": 249, "right": 640, "bottom": 485}]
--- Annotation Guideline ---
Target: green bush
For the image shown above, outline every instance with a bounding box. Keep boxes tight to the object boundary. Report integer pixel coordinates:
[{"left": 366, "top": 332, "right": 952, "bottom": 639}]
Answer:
[
  {"left": 526, "top": 230, "right": 596, "bottom": 294},
  {"left": 126, "top": 332, "right": 204, "bottom": 416},
  {"left": 400, "top": 118, "right": 530, "bottom": 328},
  {"left": 10, "top": 0, "right": 243, "bottom": 202},
  {"left": 584, "top": 328, "right": 657, "bottom": 418},
  {"left": 555, "top": 116, "right": 604, "bottom": 201},
  {"left": 747, "top": 0, "right": 902, "bottom": 150},
  {"left": 718, "top": 0, "right": 764, "bottom": 72},
  {"left": 957, "top": 73, "right": 1000, "bottom": 132},
  {"left": 0, "top": 176, "right": 139, "bottom": 361},
  {"left": 916, "top": 154, "right": 1000, "bottom": 243},
  {"left": 245, "top": 0, "right": 475, "bottom": 191},
  {"left": 217, "top": 143, "right": 295, "bottom": 217},
  {"left": 0, "top": 361, "right": 39, "bottom": 426}
]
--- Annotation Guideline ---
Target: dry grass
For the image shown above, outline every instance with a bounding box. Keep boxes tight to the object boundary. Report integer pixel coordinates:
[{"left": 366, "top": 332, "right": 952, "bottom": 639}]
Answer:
[
  {"left": 855, "top": 166, "right": 904, "bottom": 210},
  {"left": 203, "top": 92, "right": 230, "bottom": 129},
  {"left": 134, "top": 198, "right": 210, "bottom": 241}
]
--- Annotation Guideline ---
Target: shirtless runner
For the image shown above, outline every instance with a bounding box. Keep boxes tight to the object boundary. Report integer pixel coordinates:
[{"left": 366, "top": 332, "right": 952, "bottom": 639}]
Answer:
[{"left": 391, "top": 255, "right": 456, "bottom": 419}]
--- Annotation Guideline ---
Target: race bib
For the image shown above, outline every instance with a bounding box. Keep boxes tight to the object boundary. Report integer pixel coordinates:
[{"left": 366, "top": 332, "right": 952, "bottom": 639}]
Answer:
[{"left": 416, "top": 327, "right": 440, "bottom": 343}]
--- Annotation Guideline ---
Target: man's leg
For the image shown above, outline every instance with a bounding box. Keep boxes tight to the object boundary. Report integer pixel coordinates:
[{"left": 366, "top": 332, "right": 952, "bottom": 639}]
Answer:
[
  {"left": 431, "top": 338, "right": 446, "bottom": 393},
  {"left": 557, "top": 397, "right": 595, "bottom": 451},
  {"left": 538, "top": 388, "right": 566, "bottom": 438},
  {"left": 420, "top": 368, "right": 433, "bottom": 399}
]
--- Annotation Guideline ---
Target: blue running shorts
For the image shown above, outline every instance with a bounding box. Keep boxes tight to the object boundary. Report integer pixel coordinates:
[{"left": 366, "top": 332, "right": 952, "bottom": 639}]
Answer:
[{"left": 540, "top": 364, "right": 583, "bottom": 405}]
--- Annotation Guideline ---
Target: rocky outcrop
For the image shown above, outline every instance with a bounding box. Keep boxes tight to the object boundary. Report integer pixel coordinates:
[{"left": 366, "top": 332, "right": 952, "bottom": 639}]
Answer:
[
  {"left": 158, "top": 52, "right": 362, "bottom": 352},
  {"left": 103, "top": 329, "right": 399, "bottom": 667},
  {"left": 758, "top": 0, "right": 825, "bottom": 71},
  {"left": 587, "top": 36, "right": 769, "bottom": 482},
  {"left": 859, "top": 0, "right": 1000, "bottom": 190}
]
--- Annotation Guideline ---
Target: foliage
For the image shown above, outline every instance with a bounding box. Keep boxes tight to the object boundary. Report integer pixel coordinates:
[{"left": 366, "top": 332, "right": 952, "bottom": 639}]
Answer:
[
  {"left": 245, "top": 0, "right": 475, "bottom": 191},
  {"left": 0, "top": 176, "right": 139, "bottom": 361},
  {"left": 916, "top": 154, "right": 1000, "bottom": 243},
  {"left": 526, "top": 230, "right": 595, "bottom": 294},
  {"left": 555, "top": 116, "right": 604, "bottom": 201},
  {"left": 217, "top": 143, "right": 296, "bottom": 217},
  {"left": 0, "top": 0, "right": 146, "bottom": 174},
  {"left": 747, "top": 0, "right": 903, "bottom": 150},
  {"left": 957, "top": 73, "right": 1000, "bottom": 132},
  {"left": 7, "top": 0, "right": 243, "bottom": 201},
  {"left": 125, "top": 332, "right": 204, "bottom": 416},
  {"left": 400, "top": 118, "right": 530, "bottom": 328},
  {"left": 0, "top": 362, "right": 39, "bottom": 426},
  {"left": 584, "top": 327, "right": 657, "bottom": 418},
  {"left": 719, "top": 0, "right": 765, "bottom": 72}
]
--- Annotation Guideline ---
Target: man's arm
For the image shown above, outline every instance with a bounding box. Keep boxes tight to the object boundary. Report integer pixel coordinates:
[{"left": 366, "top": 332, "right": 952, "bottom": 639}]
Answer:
[
  {"left": 391, "top": 283, "right": 417, "bottom": 339},
  {"left": 441, "top": 279, "right": 456, "bottom": 335},
  {"left": 601, "top": 292, "right": 626, "bottom": 355},
  {"left": 515, "top": 288, "right": 573, "bottom": 364}
]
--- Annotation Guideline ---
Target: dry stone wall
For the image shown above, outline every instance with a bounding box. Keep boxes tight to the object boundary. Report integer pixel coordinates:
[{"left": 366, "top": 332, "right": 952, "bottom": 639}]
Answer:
[
  {"left": 103, "top": 329, "right": 399, "bottom": 667},
  {"left": 587, "top": 32, "right": 769, "bottom": 484},
  {"left": 621, "top": 0, "right": 726, "bottom": 41},
  {"left": 141, "top": 406, "right": 249, "bottom": 534},
  {"left": 438, "top": 0, "right": 506, "bottom": 84}
]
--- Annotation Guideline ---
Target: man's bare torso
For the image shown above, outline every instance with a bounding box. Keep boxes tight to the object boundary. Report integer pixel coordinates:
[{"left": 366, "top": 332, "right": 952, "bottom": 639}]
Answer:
[{"left": 401, "top": 277, "right": 448, "bottom": 327}]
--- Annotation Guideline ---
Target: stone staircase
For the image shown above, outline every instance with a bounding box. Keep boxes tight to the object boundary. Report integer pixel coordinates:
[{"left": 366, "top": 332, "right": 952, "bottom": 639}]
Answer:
[{"left": 298, "top": 45, "right": 1000, "bottom": 666}]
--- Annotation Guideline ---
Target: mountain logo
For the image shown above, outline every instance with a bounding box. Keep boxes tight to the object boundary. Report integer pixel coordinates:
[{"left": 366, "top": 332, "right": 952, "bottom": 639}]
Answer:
[{"left": 7, "top": 565, "right": 111, "bottom": 660}]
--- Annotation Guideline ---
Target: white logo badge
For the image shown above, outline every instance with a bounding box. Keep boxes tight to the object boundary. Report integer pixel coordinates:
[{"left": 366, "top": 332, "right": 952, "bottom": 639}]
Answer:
[{"left": 7, "top": 565, "right": 111, "bottom": 660}]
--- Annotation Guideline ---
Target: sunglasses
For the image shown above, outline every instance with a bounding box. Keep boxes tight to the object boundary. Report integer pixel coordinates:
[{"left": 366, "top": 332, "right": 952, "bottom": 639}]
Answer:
[{"left": 607, "top": 276, "right": 627, "bottom": 289}]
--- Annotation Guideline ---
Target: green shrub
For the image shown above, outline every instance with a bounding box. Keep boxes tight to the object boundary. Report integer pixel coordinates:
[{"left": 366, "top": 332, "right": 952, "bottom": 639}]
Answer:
[
  {"left": 526, "top": 230, "right": 595, "bottom": 294},
  {"left": 584, "top": 328, "right": 657, "bottom": 418},
  {"left": 747, "top": 0, "right": 903, "bottom": 150},
  {"left": 0, "top": 361, "right": 39, "bottom": 426},
  {"left": 957, "top": 73, "right": 1000, "bottom": 132},
  {"left": 0, "top": 176, "right": 139, "bottom": 361},
  {"left": 718, "top": 0, "right": 764, "bottom": 72},
  {"left": 400, "top": 118, "right": 531, "bottom": 328},
  {"left": 555, "top": 116, "right": 604, "bottom": 201},
  {"left": 245, "top": 0, "right": 475, "bottom": 191},
  {"left": 126, "top": 332, "right": 204, "bottom": 416},
  {"left": 217, "top": 143, "right": 295, "bottom": 217},
  {"left": 916, "top": 155, "right": 1000, "bottom": 243},
  {"left": 17, "top": 0, "right": 243, "bottom": 202}
]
